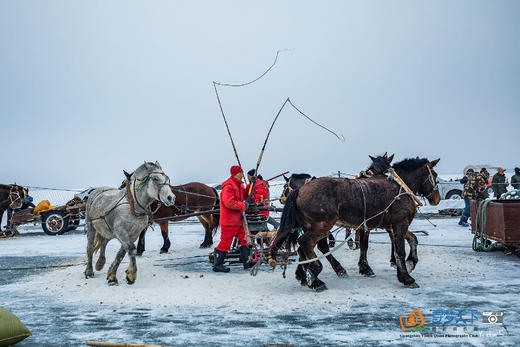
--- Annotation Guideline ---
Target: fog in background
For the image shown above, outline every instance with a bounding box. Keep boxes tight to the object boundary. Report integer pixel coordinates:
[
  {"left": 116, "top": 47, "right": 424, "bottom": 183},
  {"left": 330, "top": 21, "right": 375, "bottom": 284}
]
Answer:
[{"left": 1, "top": 1, "right": 518, "bottom": 189}]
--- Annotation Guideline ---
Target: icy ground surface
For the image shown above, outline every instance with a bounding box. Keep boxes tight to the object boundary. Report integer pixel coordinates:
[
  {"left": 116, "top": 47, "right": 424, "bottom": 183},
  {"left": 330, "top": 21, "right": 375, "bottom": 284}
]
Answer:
[{"left": 1, "top": 219, "right": 519, "bottom": 346}]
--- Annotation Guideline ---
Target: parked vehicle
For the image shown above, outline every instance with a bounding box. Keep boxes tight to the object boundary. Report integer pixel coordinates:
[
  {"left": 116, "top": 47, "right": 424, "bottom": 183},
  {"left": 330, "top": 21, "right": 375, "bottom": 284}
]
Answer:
[
  {"left": 437, "top": 177, "right": 464, "bottom": 200},
  {"left": 74, "top": 187, "right": 97, "bottom": 202}
]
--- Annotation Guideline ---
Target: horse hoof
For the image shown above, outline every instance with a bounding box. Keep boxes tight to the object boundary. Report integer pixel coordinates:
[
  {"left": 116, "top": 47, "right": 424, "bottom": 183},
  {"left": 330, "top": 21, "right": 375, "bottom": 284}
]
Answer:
[
  {"left": 390, "top": 262, "right": 397, "bottom": 269},
  {"left": 406, "top": 260, "right": 416, "bottom": 273},
  {"left": 136, "top": 252, "right": 143, "bottom": 257},
  {"left": 126, "top": 276, "right": 135, "bottom": 285},
  {"left": 84, "top": 271, "right": 94, "bottom": 279},
  {"left": 199, "top": 242, "right": 212, "bottom": 249},
  {"left": 337, "top": 270, "right": 349, "bottom": 278},
  {"left": 406, "top": 282, "right": 419, "bottom": 289},
  {"left": 108, "top": 279, "right": 119, "bottom": 286},
  {"left": 314, "top": 284, "right": 328, "bottom": 292},
  {"left": 360, "top": 267, "right": 376, "bottom": 277},
  {"left": 160, "top": 249, "right": 168, "bottom": 254}
]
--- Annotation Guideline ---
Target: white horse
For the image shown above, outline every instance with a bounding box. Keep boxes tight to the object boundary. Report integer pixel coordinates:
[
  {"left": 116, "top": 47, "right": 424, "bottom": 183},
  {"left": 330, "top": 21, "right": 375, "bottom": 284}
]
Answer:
[{"left": 84, "top": 161, "right": 175, "bottom": 285}]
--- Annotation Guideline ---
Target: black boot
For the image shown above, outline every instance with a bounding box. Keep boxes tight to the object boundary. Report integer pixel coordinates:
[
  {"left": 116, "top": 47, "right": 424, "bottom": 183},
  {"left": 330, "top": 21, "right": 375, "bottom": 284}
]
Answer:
[
  {"left": 239, "top": 246, "right": 256, "bottom": 270},
  {"left": 212, "top": 249, "right": 230, "bottom": 273},
  {"left": 458, "top": 215, "right": 469, "bottom": 227}
]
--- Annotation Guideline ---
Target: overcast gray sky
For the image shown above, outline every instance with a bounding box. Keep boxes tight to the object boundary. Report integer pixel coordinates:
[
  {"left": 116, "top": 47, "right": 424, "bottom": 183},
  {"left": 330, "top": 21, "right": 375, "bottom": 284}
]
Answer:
[{"left": 1, "top": 1, "right": 518, "bottom": 189}]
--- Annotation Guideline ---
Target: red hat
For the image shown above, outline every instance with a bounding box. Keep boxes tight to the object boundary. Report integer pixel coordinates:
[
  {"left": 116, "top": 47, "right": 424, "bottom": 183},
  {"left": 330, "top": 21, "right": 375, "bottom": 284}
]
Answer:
[{"left": 230, "top": 166, "right": 243, "bottom": 176}]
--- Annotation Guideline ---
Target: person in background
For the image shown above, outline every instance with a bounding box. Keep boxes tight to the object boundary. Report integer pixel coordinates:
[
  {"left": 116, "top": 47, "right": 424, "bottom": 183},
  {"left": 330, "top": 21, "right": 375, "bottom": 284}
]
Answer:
[
  {"left": 511, "top": 167, "right": 520, "bottom": 190},
  {"left": 491, "top": 168, "right": 508, "bottom": 199},
  {"left": 480, "top": 168, "right": 490, "bottom": 199},
  {"left": 459, "top": 169, "right": 487, "bottom": 227},
  {"left": 246, "top": 169, "right": 280, "bottom": 229}
]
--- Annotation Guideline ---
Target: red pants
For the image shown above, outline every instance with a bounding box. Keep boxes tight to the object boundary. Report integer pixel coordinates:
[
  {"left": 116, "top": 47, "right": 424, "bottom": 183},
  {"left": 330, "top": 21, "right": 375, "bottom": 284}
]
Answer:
[{"left": 216, "top": 225, "right": 247, "bottom": 252}]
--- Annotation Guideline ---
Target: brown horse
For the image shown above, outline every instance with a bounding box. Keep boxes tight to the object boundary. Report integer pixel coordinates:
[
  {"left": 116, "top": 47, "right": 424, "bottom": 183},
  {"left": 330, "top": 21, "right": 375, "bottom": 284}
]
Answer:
[
  {"left": 121, "top": 171, "right": 219, "bottom": 254},
  {"left": 270, "top": 157, "right": 440, "bottom": 291},
  {"left": 0, "top": 184, "right": 26, "bottom": 231}
]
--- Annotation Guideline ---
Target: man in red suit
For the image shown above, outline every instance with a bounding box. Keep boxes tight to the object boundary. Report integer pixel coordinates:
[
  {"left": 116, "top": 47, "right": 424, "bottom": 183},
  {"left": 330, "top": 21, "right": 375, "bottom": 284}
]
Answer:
[{"left": 213, "top": 166, "right": 255, "bottom": 272}]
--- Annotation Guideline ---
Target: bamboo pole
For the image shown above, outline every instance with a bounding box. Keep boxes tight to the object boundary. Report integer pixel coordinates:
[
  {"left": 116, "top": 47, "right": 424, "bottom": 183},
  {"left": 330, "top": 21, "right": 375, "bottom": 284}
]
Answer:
[{"left": 86, "top": 341, "right": 174, "bottom": 347}]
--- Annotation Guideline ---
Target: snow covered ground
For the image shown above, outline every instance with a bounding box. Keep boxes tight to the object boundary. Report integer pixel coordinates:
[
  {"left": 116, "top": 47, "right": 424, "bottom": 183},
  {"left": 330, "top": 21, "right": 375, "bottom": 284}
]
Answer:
[{"left": 1, "top": 218, "right": 519, "bottom": 346}]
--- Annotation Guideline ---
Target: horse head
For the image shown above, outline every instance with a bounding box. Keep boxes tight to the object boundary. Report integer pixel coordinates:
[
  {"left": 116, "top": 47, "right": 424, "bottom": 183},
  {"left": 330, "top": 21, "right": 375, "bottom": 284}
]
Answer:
[
  {"left": 367, "top": 152, "right": 394, "bottom": 175},
  {"left": 393, "top": 157, "right": 441, "bottom": 206},
  {"left": 280, "top": 173, "right": 314, "bottom": 204},
  {"left": 132, "top": 162, "right": 175, "bottom": 207}
]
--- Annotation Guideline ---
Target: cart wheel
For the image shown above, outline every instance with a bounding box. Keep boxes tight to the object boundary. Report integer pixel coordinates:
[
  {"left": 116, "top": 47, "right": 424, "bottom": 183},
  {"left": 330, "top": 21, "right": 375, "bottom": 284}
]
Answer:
[{"left": 42, "top": 212, "right": 69, "bottom": 236}]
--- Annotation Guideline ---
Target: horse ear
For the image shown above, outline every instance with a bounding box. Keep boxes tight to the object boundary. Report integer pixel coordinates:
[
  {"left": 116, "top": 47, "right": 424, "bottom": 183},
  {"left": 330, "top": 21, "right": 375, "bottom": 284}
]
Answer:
[
  {"left": 283, "top": 175, "right": 289, "bottom": 182},
  {"left": 388, "top": 154, "right": 394, "bottom": 163},
  {"left": 383, "top": 152, "right": 387, "bottom": 157},
  {"left": 123, "top": 170, "right": 132, "bottom": 179},
  {"left": 429, "top": 158, "right": 440, "bottom": 167},
  {"left": 155, "top": 161, "right": 161, "bottom": 169},
  {"left": 311, "top": 176, "right": 317, "bottom": 180},
  {"left": 369, "top": 155, "right": 376, "bottom": 161}
]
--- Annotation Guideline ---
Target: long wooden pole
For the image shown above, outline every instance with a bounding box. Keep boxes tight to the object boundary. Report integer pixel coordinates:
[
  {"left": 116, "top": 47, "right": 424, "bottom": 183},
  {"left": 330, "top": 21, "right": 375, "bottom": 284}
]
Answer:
[
  {"left": 86, "top": 341, "right": 173, "bottom": 347},
  {"left": 248, "top": 98, "right": 290, "bottom": 195},
  {"left": 265, "top": 171, "right": 290, "bottom": 182},
  {"left": 212, "top": 81, "right": 252, "bottom": 245},
  {"left": 386, "top": 170, "right": 423, "bottom": 206}
]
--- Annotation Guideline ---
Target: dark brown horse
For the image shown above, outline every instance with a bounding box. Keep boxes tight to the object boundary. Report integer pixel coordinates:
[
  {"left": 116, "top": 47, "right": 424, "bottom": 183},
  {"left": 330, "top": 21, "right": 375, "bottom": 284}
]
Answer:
[
  {"left": 0, "top": 184, "right": 26, "bottom": 231},
  {"left": 270, "top": 157, "right": 440, "bottom": 291},
  {"left": 121, "top": 171, "right": 219, "bottom": 254}
]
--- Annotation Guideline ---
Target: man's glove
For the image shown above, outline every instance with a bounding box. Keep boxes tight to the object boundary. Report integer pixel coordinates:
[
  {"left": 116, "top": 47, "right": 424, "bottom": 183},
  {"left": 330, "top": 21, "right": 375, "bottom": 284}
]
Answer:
[{"left": 245, "top": 196, "right": 258, "bottom": 213}]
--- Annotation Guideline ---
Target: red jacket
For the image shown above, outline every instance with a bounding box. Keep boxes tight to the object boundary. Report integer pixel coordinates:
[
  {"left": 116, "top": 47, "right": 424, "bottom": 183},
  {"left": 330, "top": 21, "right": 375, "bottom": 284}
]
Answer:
[
  {"left": 220, "top": 177, "right": 246, "bottom": 226},
  {"left": 246, "top": 179, "right": 269, "bottom": 217}
]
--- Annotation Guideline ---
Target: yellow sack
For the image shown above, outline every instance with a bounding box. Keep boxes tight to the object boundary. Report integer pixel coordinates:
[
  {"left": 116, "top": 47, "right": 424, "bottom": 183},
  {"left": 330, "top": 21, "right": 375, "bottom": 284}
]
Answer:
[
  {"left": 33, "top": 200, "right": 55, "bottom": 214},
  {"left": 0, "top": 307, "right": 32, "bottom": 346}
]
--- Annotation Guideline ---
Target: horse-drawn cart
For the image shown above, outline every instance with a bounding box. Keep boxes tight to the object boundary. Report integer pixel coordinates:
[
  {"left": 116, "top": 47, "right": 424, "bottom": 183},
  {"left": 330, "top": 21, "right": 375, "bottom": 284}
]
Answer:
[{"left": 6, "top": 199, "right": 85, "bottom": 236}]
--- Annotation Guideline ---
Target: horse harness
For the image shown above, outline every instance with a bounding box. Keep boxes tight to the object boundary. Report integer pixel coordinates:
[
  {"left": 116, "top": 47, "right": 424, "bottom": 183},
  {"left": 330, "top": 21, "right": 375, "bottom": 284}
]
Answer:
[
  {"left": 268, "top": 166, "right": 439, "bottom": 269},
  {"left": 91, "top": 171, "right": 170, "bottom": 231}
]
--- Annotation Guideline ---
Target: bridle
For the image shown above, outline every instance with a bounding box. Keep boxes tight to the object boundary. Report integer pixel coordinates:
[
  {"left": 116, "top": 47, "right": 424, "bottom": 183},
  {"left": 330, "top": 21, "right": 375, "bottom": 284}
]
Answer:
[
  {"left": 280, "top": 177, "right": 311, "bottom": 204},
  {"left": 9, "top": 186, "right": 22, "bottom": 208},
  {"left": 132, "top": 170, "right": 171, "bottom": 214},
  {"left": 420, "top": 165, "right": 439, "bottom": 200}
]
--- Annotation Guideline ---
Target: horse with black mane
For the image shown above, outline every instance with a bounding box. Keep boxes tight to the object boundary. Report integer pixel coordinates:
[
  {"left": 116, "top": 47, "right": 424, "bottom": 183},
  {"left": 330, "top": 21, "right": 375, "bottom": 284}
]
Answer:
[
  {"left": 121, "top": 171, "right": 219, "bottom": 254},
  {"left": 270, "top": 157, "right": 440, "bottom": 291}
]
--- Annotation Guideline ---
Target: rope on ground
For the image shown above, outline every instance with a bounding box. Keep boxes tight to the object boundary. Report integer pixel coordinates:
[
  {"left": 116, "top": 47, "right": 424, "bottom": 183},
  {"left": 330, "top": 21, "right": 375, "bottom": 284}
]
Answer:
[
  {"left": 369, "top": 241, "right": 469, "bottom": 249},
  {"left": 0, "top": 262, "right": 84, "bottom": 271}
]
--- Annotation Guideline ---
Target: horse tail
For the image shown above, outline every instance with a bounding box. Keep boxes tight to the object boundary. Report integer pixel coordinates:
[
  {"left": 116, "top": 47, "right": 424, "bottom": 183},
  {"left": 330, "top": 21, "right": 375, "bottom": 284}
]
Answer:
[
  {"left": 209, "top": 187, "right": 220, "bottom": 236},
  {"left": 92, "top": 232, "right": 102, "bottom": 254},
  {"left": 270, "top": 188, "right": 300, "bottom": 261}
]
